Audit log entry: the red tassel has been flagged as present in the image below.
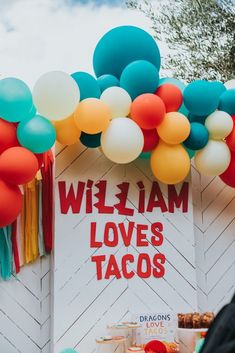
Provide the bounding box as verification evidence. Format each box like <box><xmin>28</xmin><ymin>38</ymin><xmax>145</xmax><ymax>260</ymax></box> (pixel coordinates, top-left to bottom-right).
<box><xmin>12</xmin><ymin>220</ymin><xmax>20</xmax><ymax>274</ymax></box>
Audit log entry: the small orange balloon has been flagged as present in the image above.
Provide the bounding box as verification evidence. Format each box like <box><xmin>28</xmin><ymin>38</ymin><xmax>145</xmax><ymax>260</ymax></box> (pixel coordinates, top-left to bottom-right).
<box><xmin>150</xmin><ymin>141</ymin><xmax>190</xmax><ymax>184</ymax></box>
<box><xmin>54</xmin><ymin>115</ymin><xmax>81</xmax><ymax>146</ymax></box>
<box><xmin>74</xmin><ymin>98</ymin><xmax>111</xmax><ymax>134</ymax></box>
<box><xmin>157</xmin><ymin>112</ymin><xmax>190</xmax><ymax>144</ymax></box>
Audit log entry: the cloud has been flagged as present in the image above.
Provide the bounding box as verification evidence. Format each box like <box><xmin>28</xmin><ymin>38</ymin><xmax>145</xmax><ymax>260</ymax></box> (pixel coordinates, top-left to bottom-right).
<box><xmin>0</xmin><ymin>0</ymin><xmax>154</xmax><ymax>88</ymax></box>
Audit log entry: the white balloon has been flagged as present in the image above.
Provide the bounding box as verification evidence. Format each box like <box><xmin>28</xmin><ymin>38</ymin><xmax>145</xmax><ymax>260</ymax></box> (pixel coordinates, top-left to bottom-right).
<box><xmin>100</xmin><ymin>87</ymin><xmax>132</xmax><ymax>118</ymax></box>
<box><xmin>101</xmin><ymin>117</ymin><xmax>144</xmax><ymax>164</ymax></box>
<box><xmin>33</xmin><ymin>71</ymin><xmax>80</xmax><ymax>120</ymax></box>
<box><xmin>224</xmin><ymin>79</ymin><xmax>235</xmax><ymax>90</ymax></box>
<box><xmin>205</xmin><ymin>110</ymin><xmax>233</xmax><ymax>140</ymax></box>
<box><xmin>195</xmin><ymin>140</ymin><xmax>231</xmax><ymax>176</ymax></box>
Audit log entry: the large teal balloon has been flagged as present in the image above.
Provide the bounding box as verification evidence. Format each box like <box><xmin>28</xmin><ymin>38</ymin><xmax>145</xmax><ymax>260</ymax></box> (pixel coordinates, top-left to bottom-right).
<box><xmin>120</xmin><ymin>60</ymin><xmax>159</xmax><ymax>100</ymax></box>
<box><xmin>17</xmin><ymin>115</ymin><xmax>56</xmax><ymax>153</ymax></box>
<box><xmin>93</xmin><ymin>26</ymin><xmax>161</xmax><ymax>78</ymax></box>
<box><xmin>71</xmin><ymin>72</ymin><xmax>101</xmax><ymax>100</ymax></box>
<box><xmin>183</xmin><ymin>122</ymin><xmax>209</xmax><ymax>150</ymax></box>
<box><xmin>219</xmin><ymin>89</ymin><xmax>235</xmax><ymax>115</ymax></box>
<box><xmin>159</xmin><ymin>77</ymin><xmax>186</xmax><ymax>92</ymax></box>
<box><xmin>80</xmin><ymin>132</ymin><xmax>101</xmax><ymax>148</ymax></box>
<box><xmin>183</xmin><ymin>80</ymin><xmax>219</xmax><ymax>116</ymax></box>
<box><xmin>97</xmin><ymin>74</ymin><xmax>119</xmax><ymax>93</ymax></box>
<box><xmin>0</xmin><ymin>78</ymin><xmax>33</xmax><ymax>122</ymax></box>
<box><xmin>211</xmin><ymin>81</ymin><xmax>226</xmax><ymax>99</ymax></box>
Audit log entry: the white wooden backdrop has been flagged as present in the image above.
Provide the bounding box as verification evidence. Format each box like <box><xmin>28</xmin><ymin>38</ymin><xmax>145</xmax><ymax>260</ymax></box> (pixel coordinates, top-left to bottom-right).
<box><xmin>0</xmin><ymin>144</ymin><xmax>234</xmax><ymax>353</ymax></box>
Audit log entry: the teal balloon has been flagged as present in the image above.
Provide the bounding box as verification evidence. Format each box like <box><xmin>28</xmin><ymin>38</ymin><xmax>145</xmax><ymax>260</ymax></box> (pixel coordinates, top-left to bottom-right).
<box><xmin>93</xmin><ymin>26</ymin><xmax>161</xmax><ymax>78</ymax></box>
<box><xmin>80</xmin><ymin>132</ymin><xmax>101</xmax><ymax>148</ymax></box>
<box><xmin>188</xmin><ymin>113</ymin><xmax>207</xmax><ymax>125</ymax></box>
<box><xmin>28</xmin><ymin>104</ymin><xmax>37</xmax><ymax>119</ymax></box>
<box><xmin>159</xmin><ymin>77</ymin><xmax>186</xmax><ymax>92</ymax></box>
<box><xmin>139</xmin><ymin>151</ymin><xmax>151</xmax><ymax>159</ymax></box>
<box><xmin>59</xmin><ymin>349</ymin><xmax>77</xmax><ymax>353</ymax></box>
<box><xmin>0</xmin><ymin>78</ymin><xmax>33</xmax><ymax>122</ymax></box>
<box><xmin>120</xmin><ymin>60</ymin><xmax>159</xmax><ymax>100</ymax></box>
<box><xmin>178</xmin><ymin>103</ymin><xmax>189</xmax><ymax>116</ymax></box>
<box><xmin>183</xmin><ymin>80</ymin><xmax>219</xmax><ymax>116</ymax></box>
<box><xmin>219</xmin><ymin>89</ymin><xmax>235</xmax><ymax>115</ymax></box>
<box><xmin>185</xmin><ymin>147</ymin><xmax>195</xmax><ymax>159</ymax></box>
<box><xmin>71</xmin><ymin>72</ymin><xmax>101</xmax><ymax>100</ymax></box>
<box><xmin>211</xmin><ymin>81</ymin><xmax>226</xmax><ymax>99</ymax></box>
<box><xmin>183</xmin><ymin>122</ymin><xmax>209</xmax><ymax>150</ymax></box>
<box><xmin>97</xmin><ymin>74</ymin><xmax>119</xmax><ymax>93</ymax></box>
<box><xmin>17</xmin><ymin>115</ymin><xmax>56</xmax><ymax>153</ymax></box>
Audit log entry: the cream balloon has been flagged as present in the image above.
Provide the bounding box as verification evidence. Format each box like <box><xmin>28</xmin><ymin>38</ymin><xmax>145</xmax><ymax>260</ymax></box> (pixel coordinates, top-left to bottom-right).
<box><xmin>101</xmin><ymin>117</ymin><xmax>144</xmax><ymax>163</ymax></box>
<box><xmin>224</xmin><ymin>79</ymin><xmax>235</xmax><ymax>90</ymax></box>
<box><xmin>195</xmin><ymin>140</ymin><xmax>231</xmax><ymax>176</ymax></box>
<box><xmin>205</xmin><ymin>110</ymin><xmax>233</xmax><ymax>139</ymax></box>
<box><xmin>33</xmin><ymin>71</ymin><xmax>80</xmax><ymax>120</ymax></box>
<box><xmin>100</xmin><ymin>87</ymin><xmax>132</xmax><ymax>118</ymax></box>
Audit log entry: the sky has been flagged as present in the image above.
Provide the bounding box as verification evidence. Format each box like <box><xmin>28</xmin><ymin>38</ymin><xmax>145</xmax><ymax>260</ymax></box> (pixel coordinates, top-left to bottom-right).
<box><xmin>0</xmin><ymin>0</ymin><xmax>163</xmax><ymax>88</ymax></box>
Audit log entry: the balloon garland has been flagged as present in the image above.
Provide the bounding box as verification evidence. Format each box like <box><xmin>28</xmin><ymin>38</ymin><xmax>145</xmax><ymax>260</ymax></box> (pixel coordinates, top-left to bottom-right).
<box><xmin>0</xmin><ymin>25</ymin><xmax>235</xmax><ymax>230</ymax></box>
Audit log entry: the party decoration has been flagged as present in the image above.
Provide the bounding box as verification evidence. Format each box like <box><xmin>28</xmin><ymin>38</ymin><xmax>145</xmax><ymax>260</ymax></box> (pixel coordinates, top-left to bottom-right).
<box><xmin>74</xmin><ymin>98</ymin><xmax>111</xmax><ymax>134</ymax></box>
<box><xmin>183</xmin><ymin>122</ymin><xmax>209</xmax><ymax>150</ymax></box>
<box><xmin>211</xmin><ymin>81</ymin><xmax>226</xmax><ymax>98</ymax></box>
<box><xmin>97</xmin><ymin>74</ymin><xmax>119</xmax><ymax>92</ymax></box>
<box><xmin>0</xmin><ymin>147</ymin><xmax>38</xmax><ymax>185</ymax></box>
<box><xmin>226</xmin><ymin>115</ymin><xmax>235</xmax><ymax>152</ymax></box>
<box><xmin>145</xmin><ymin>340</ymin><xmax>167</xmax><ymax>353</ymax></box>
<box><xmin>150</xmin><ymin>141</ymin><xmax>190</xmax><ymax>184</ymax></box>
<box><xmin>0</xmin><ymin>78</ymin><xmax>33</xmax><ymax>122</ymax></box>
<box><xmin>71</xmin><ymin>71</ymin><xmax>101</xmax><ymax>100</ymax></box>
<box><xmin>184</xmin><ymin>146</ymin><xmax>196</xmax><ymax>159</ymax></box>
<box><xmin>120</xmin><ymin>60</ymin><xmax>159</xmax><ymax>100</ymax></box>
<box><xmin>59</xmin><ymin>349</ymin><xmax>77</xmax><ymax>353</ymax></box>
<box><xmin>157</xmin><ymin>112</ymin><xmax>190</xmax><ymax>145</ymax></box>
<box><xmin>93</xmin><ymin>26</ymin><xmax>161</xmax><ymax>78</ymax></box>
<box><xmin>54</xmin><ymin>115</ymin><xmax>81</xmax><ymax>146</ymax></box>
<box><xmin>188</xmin><ymin>113</ymin><xmax>207</xmax><ymax>125</ymax></box>
<box><xmin>130</xmin><ymin>93</ymin><xmax>165</xmax><ymax>129</ymax></box>
<box><xmin>80</xmin><ymin>132</ymin><xmax>101</xmax><ymax>148</ymax></box>
<box><xmin>205</xmin><ymin>111</ymin><xmax>233</xmax><ymax>140</ymax></box>
<box><xmin>158</xmin><ymin>77</ymin><xmax>186</xmax><ymax>92</ymax></box>
<box><xmin>139</xmin><ymin>151</ymin><xmax>151</xmax><ymax>159</ymax></box>
<box><xmin>0</xmin><ymin>118</ymin><xmax>19</xmax><ymax>154</ymax></box>
<box><xmin>219</xmin><ymin>89</ymin><xmax>235</xmax><ymax>115</ymax></box>
<box><xmin>0</xmin><ymin>180</ymin><xmax>22</xmax><ymax>228</ymax></box>
<box><xmin>155</xmin><ymin>83</ymin><xmax>183</xmax><ymax>112</ymax></box>
<box><xmin>33</xmin><ymin>71</ymin><xmax>80</xmax><ymax>120</ymax></box>
<box><xmin>220</xmin><ymin>153</ymin><xmax>235</xmax><ymax>188</ymax></box>
<box><xmin>101</xmin><ymin>117</ymin><xmax>144</xmax><ymax>163</ymax></box>
<box><xmin>142</xmin><ymin>128</ymin><xmax>159</xmax><ymax>152</ymax></box>
<box><xmin>17</xmin><ymin>115</ymin><xmax>56</xmax><ymax>153</ymax></box>
<box><xmin>224</xmin><ymin>79</ymin><xmax>235</xmax><ymax>90</ymax></box>
<box><xmin>195</xmin><ymin>140</ymin><xmax>231</xmax><ymax>176</ymax></box>
<box><xmin>100</xmin><ymin>87</ymin><xmax>131</xmax><ymax>118</ymax></box>
<box><xmin>183</xmin><ymin>80</ymin><xmax>220</xmax><ymax>116</ymax></box>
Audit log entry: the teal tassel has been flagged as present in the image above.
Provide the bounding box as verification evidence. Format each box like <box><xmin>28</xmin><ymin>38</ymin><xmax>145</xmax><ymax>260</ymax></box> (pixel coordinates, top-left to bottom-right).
<box><xmin>0</xmin><ymin>226</ymin><xmax>13</xmax><ymax>280</ymax></box>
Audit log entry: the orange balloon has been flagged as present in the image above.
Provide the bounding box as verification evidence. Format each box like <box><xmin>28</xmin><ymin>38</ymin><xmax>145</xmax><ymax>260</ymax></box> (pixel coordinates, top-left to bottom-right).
<box><xmin>0</xmin><ymin>147</ymin><xmax>39</xmax><ymax>185</ymax></box>
<box><xmin>54</xmin><ymin>115</ymin><xmax>81</xmax><ymax>145</ymax></box>
<box><xmin>150</xmin><ymin>141</ymin><xmax>190</xmax><ymax>184</ymax></box>
<box><xmin>0</xmin><ymin>179</ymin><xmax>22</xmax><ymax>227</ymax></box>
<box><xmin>74</xmin><ymin>98</ymin><xmax>111</xmax><ymax>134</ymax></box>
<box><xmin>157</xmin><ymin>112</ymin><xmax>190</xmax><ymax>144</ymax></box>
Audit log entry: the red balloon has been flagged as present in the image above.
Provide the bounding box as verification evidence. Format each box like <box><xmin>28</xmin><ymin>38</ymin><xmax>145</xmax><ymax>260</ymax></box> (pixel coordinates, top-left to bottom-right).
<box><xmin>0</xmin><ymin>118</ymin><xmax>19</xmax><ymax>154</ymax></box>
<box><xmin>0</xmin><ymin>147</ymin><xmax>39</xmax><ymax>185</ymax></box>
<box><xmin>130</xmin><ymin>93</ymin><xmax>166</xmax><ymax>129</ymax></box>
<box><xmin>145</xmin><ymin>340</ymin><xmax>167</xmax><ymax>353</ymax></box>
<box><xmin>220</xmin><ymin>152</ymin><xmax>235</xmax><ymax>188</ymax></box>
<box><xmin>0</xmin><ymin>179</ymin><xmax>23</xmax><ymax>227</ymax></box>
<box><xmin>142</xmin><ymin>128</ymin><xmax>159</xmax><ymax>152</ymax></box>
<box><xmin>226</xmin><ymin>115</ymin><xmax>235</xmax><ymax>152</ymax></box>
<box><xmin>155</xmin><ymin>83</ymin><xmax>183</xmax><ymax>112</ymax></box>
